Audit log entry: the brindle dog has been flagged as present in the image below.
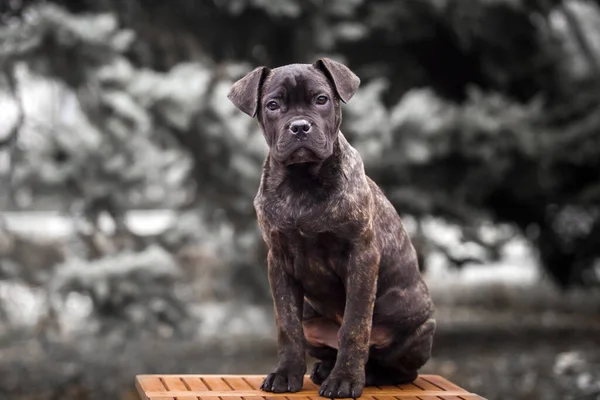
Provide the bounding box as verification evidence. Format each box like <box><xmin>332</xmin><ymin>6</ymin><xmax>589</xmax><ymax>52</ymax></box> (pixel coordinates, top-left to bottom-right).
<box><xmin>227</xmin><ymin>58</ymin><xmax>435</xmax><ymax>399</ymax></box>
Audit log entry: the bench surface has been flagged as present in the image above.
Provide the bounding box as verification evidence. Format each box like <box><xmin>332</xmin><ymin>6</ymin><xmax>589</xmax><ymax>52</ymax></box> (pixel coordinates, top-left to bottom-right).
<box><xmin>136</xmin><ymin>374</ymin><xmax>481</xmax><ymax>400</ymax></box>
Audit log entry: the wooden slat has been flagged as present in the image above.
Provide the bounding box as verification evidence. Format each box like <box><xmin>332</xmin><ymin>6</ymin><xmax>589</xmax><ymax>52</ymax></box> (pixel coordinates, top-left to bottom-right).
<box><xmin>240</xmin><ymin>375</ymin><xmax>285</xmax><ymax>400</ymax></box>
<box><xmin>409</xmin><ymin>377</ymin><xmax>443</xmax><ymax>399</ymax></box>
<box><xmin>419</xmin><ymin>376</ymin><xmax>468</xmax><ymax>400</ymax></box>
<box><xmin>223</xmin><ymin>377</ymin><xmax>264</xmax><ymax>400</ymax></box>
<box><xmin>162</xmin><ymin>377</ymin><xmax>190</xmax><ymax>391</ymax></box>
<box><xmin>423</xmin><ymin>396</ymin><xmax>482</xmax><ymax>400</ymax></box>
<box><xmin>412</xmin><ymin>377</ymin><xmax>439</xmax><ymax>391</ymax></box>
<box><xmin>240</xmin><ymin>375</ymin><xmax>264</xmax><ymax>389</ymax></box>
<box><xmin>179</xmin><ymin>377</ymin><xmax>220</xmax><ymax>400</ymax></box>
<box><xmin>223</xmin><ymin>376</ymin><xmax>253</xmax><ymax>390</ymax></box>
<box><xmin>421</xmin><ymin>376</ymin><xmax>465</xmax><ymax>392</ymax></box>
<box><xmin>376</xmin><ymin>384</ymin><xmax>420</xmax><ymax>400</ymax></box>
<box><xmin>200</xmin><ymin>376</ymin><xmax>243</xmax><ymax>400</ymax></box>
<box><xmin>201</xmin><ymin>376</ymin><xmax>233</xmax><ymax>391</ymax></box>
<box><xmin>390</xmin><ymin>383</ymin><xmax>423</xmax><ymax>400</ymax></box>
<box><xmin>161</xmin><ymin>377</ymin><xmax>198</xmax><ymax>400</ymax></box>
<box><xmin>136</xmin><ymin>376</ymin><xmax>174</xmax><ymax>400</ymax></box>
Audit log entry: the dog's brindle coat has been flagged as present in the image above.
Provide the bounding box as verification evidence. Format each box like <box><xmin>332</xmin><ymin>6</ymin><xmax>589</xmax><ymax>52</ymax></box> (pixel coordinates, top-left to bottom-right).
<box><xmin>228</xmin><ymin>59</ymin><xmax>435</xmax><ymax>399</ymax></box>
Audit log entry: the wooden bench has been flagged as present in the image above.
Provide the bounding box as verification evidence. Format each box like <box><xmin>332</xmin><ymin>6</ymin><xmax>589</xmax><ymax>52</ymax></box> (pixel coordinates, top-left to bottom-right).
<box><xmin>136</xmin><ymin>374</ymin><xmax>482</xmax><ymax>400</ymax></box>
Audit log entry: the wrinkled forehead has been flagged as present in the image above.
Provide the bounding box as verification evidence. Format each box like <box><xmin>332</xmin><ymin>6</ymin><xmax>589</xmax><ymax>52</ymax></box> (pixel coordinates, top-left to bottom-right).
<box><xmin>262</xmin><ymin>64</ymin><xmax>334</xmax><ymax>98</ymax></box>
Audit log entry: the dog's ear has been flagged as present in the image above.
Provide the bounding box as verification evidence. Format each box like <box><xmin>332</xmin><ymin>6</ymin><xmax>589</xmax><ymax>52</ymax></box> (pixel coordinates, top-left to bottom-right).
<box><xmin>314</xmin><ymin>57</ymin><xmax>360</xmax><ymax>103</ymax></box>
<box><xmin>227</xmin><ymin>66</ymin><xmax>270</xmax><ymax>117</ymax></box>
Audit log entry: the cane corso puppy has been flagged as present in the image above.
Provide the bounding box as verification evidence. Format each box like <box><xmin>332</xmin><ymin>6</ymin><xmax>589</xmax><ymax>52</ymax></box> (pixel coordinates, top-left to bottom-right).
<box><xmin>227</xmin><ymin>58</ymin><xmax>435</xmax><ymax>399</ymax></box>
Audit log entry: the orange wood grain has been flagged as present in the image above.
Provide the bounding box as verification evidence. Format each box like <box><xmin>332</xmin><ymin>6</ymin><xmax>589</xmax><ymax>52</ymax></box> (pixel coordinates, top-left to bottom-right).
<box><xmin>135</xmin><ymin>374</ymin><xmax>480</xmax><ymax>400</ymax></box>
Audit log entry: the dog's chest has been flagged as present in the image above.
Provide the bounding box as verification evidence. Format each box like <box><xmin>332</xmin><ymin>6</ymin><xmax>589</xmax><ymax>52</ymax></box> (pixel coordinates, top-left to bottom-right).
<box><xmin>288</xmin><ymin>231</ymin><xmax>351</xmax><ymax>290</ymax></box>
<box><xmin>260</xmin><ymin>191</ymin><xmax>333</xmax><ymax>234</ymax></box>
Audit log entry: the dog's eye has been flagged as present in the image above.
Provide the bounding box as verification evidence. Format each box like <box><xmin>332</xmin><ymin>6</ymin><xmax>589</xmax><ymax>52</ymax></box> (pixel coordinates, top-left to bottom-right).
<box><xmin>316</xmin><ymin>95</ymin><xmax>328</xmax><ymax>105</ymax></box>
<box><xmin>266</xmin><ymin>101</ymin><xmax>280</xmax><ymax>111</ymax></box>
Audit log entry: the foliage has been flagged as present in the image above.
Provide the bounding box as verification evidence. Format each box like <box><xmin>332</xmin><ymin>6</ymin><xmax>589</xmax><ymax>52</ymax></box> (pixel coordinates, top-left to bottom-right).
<box><xmin>0</xmin><ymin>0</ymin><xmax>599</xmax><ymax>318</ymax></box>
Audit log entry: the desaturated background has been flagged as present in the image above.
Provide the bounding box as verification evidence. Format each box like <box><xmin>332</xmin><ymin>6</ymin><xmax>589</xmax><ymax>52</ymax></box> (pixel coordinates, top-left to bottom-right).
<box><xmin>0</xmin><ymin>1</ymin><xmax>599</xmax><ymax>399</ymax></box>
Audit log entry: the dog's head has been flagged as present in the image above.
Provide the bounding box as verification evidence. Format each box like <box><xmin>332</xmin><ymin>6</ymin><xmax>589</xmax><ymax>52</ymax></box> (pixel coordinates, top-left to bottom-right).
<box><xmin>228</xmin><ymin>58</ymin><xmax>360</xmax><ymax>164</ymax></box>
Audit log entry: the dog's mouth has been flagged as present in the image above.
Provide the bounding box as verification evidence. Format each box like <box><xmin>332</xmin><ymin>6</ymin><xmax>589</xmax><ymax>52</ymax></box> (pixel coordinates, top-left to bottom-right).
<box><xmin>276</xmin><ymin>143</ymin><xmax>330</xmax><ymax>165</ymax></box>
<box><xmin>274</xmin><ymin>128</ymin><xmax>331</xmax><ymax>164</ymax></box>
<box><xmin>285</xmin><ymin>147</ymin><xmax>321</xmax><ymax>165</ymax></box>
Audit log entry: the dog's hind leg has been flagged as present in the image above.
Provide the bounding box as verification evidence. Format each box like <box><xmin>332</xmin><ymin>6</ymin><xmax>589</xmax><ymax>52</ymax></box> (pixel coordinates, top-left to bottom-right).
<box><xmin>302</xmin><ymin>302</ymin><xmax>340</xmax><ymax>384</ymax></box>
<box><xmin>366</xmin><ymin>319</ymin><xmax>435</xmax><ymax>386</ymax></box>
<box><xmin>303</xmin><ymin>319</ymin><xmax>339</xmax><ymax>384</ymax></box>
<box><xmin>306</xmin><ymin>342</ymin><xmax>337</xmax><ymax>384</ymax></box>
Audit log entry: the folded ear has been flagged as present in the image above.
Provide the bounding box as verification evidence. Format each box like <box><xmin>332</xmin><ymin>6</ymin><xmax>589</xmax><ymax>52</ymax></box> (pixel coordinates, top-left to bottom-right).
<box><xmin>314</xmin><ymin>57</ymin><xmax>360</xmax><ymax>103</ymax></box>
<box><xmin>227</xmin><ymin>66</ymin><xmax>270</xmax><ymax>117</ymax></box>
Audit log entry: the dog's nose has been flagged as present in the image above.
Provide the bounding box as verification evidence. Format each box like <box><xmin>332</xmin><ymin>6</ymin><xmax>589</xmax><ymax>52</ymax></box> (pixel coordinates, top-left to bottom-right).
<box><xmin>289</xmin><ymin>120</ymin><xmax>311</xmax><ymax>135</ymax></box>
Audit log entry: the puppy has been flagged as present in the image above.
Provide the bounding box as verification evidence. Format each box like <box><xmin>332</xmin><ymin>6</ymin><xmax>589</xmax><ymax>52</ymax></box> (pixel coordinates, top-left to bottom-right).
<box><xmin>228</xmin><ymin>58</ymin><xmax>435</xmax><ymax>399</ymax></box>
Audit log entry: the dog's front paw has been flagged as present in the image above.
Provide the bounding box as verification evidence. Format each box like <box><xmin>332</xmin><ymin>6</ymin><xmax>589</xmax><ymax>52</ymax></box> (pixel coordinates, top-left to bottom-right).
<box><xmin>319</xmin><ymin>370</ymin><xmax>365</xmax><ymax>399</ymax></box>
<box><xmin>261</xmin><ymin>368</ymin><xmax>304</xmax><ymax>393</ymax></box>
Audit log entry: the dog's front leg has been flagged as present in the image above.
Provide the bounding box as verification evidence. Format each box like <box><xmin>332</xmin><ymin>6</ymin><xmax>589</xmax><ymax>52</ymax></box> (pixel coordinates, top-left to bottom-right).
<box><xmin>319</xmin><ymin>243</ymin><xmax>379</xmax><ymax>399</ymax></box>
<box><xmin>261</xmin><ymin>248</ymin><xmax>307</xmax><ymax>393</ymax></box>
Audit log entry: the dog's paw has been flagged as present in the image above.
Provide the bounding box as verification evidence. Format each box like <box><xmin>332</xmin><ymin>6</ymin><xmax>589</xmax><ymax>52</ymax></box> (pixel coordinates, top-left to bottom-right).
<box><xmin>365</xmin><ymin>365</ymin><xmax>417</xmax><ymax>386</ymax></box>
<box><xmin>318</xmin><ymin>371</ymin><xmax>365</xmax><ymax>399</ymax></box>
<box><xmin>365</xmin><ymin>360</ymin><xmax>418</xmax><ymax>386</ymax></box>
<box><xmin>310</xmin><ymin>360</ymin><xmax>335</xmax><ymax>385</ymax></box>
<box><xmin>261</xmin><ymin>370</ymin><xmax>304</xmax><ymax>393</ymax></box>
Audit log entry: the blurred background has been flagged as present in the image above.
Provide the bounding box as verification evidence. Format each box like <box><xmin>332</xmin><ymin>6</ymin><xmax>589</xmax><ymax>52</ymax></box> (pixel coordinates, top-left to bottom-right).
<box><xmin>0</xmin><ymin>0</ymin><xmax>599</xmax><ymax>399</ymax></box>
